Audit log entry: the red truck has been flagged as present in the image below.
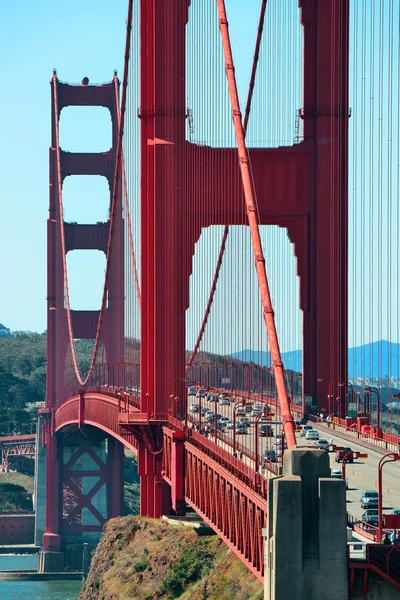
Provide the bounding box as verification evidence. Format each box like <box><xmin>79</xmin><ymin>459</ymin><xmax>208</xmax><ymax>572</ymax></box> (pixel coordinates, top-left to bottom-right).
<box><xmin>335</xmin><ymin>447</ymin><xmax>354</xmax><ymax>463</ymax></box>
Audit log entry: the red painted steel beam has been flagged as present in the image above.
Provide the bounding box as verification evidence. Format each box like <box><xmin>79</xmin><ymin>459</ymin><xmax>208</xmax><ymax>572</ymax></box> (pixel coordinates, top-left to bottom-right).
<box><xmin>54</xmin><ymin>392</ymin><xmax>139</xmax><ymax>454</ymax></box>
<box><xmin>299</xmin><ymin>0</ymin><xmax>349</xmax><ymax>407</ymax></box>
<box><xmin>185</xmin><ymin>442</ymin><xmax>266</xmax><ymax>581</ymax></box>
<box><xmin>140</xmin><ymin>0</ymin><xmax>188</xmax><ymax>434</ymax></box>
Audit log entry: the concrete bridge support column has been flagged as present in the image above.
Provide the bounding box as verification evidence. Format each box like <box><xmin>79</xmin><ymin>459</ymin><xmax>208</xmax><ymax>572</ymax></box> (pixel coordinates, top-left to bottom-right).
<box><xmin>34</xmin><ymin>416</ymin><xmax>46</xmax><ymax>547</ymax></box>
<box><xmin>265</xmin><ymin>447</ymin><xmax>348</xmax><ymax>600</ymax></box>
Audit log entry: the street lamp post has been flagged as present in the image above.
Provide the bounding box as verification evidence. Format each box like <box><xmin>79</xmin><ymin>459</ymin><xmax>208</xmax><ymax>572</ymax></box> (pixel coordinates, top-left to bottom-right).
<box><xmin>355</xmin><ymin>392</ymin><xmax>362</xmax><ymax>416</ymax></box>
<box><xmin>341</xmin><ymin>451</ymin><xmax>354</xmax><ymax>481</ymax></box>
<box><xmin>233</xmin><ymin>399</ymin><xmax>245</xmax><ymax>455</ymax></box>
<box><xmin>254</xmin><ymin>412</ymin><xmax>265</xmax><ymax>472</ymax></box>
<box><xmin>297</xmin><ymin>373</ymin><xmax>304</xmax><ymax>416</ymax></box>
<box><xmin>317</xmin><ymin>377</ymin><xmax>324</xmax><ymax>407</ymax></box>
<box><xmin>377</xmin><ymin>453</ymin><xmax>400</xmax><ymax>542</ymax></box>
<box><xmin>364</xmin><ymin>386</ymin><xmax>381</xmax><ymax>430</ymax></box>
<box><xmin>338</xmin><ymin>381</ymin><xmax>354</xmax><ymax>418</ymax></box>
<box><xmin>336</xmin><ymin>396</ymin><xmax>341</xmax><ymax>419</ymax></box>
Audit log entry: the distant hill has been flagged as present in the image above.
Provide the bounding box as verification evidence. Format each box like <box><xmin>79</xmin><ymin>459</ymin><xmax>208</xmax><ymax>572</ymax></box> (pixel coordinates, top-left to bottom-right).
<box><xmin>348</xmin><ymin>340</ymin><xmax>400</xmax><ymax>379</ymax></box>
<box><xmin>232</xmin><ymin>341</ymin><xmax>400</xmax><ymax>379</ymax></box>
<box><xmin>0</xmin><ymin>323</ymin><xmax>10</xmax><ymax>338</ymax></box>
<box><xmin>230</xmin><ymin>349</ymin><xmax>302</xmax><ymax>371</ymax></box>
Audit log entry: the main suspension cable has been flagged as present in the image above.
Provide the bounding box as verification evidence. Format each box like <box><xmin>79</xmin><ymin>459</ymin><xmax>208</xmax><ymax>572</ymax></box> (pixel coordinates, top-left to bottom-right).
<box><xmin>216</xmin><ymin>0</ymin><xmax>296</xmax><ymax>447</ymax></box>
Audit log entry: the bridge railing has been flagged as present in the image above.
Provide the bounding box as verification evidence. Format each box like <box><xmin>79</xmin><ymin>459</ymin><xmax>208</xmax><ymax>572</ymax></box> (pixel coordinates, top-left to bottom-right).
<box><xmin>367</xmin><ymin>544</ymin><xmax>400</xmax><ymax>586</ymax></box>
<box><xmin>308</xmin><ymin>415</ymin><xmax>400</xmax><ymax>455</ymax></box>
<box><xmin>185</xmin><ymin>413</ymin><xmax>280</xmax><ymax>476</ymax></box>
<box><xmin>63</xmin><ymin>362</ymin><xmax>141</xmax><ymax>405</ymax></box>
<box><xmin>167</xmin><ymin>415</ymin><xmax>269</xmax><ymax>498</ymax></box>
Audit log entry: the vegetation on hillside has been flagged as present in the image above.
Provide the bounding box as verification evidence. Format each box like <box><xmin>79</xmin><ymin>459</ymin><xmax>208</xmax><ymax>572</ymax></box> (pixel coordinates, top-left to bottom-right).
<box><xmin>0</xmin><ymin>482</ymin><xmax>33</xmax><ymax>513</ymax></box>
<box><xmin>79</xmin><ymin>516</ymin><xmax>263</xmax><ymax>600</ymax></box>
<box><xmin>0</xmin><ymin>330</ymin><xmax>400</xmax><ymax>436</ymax></box>
<box><xmin>0</xmin><ymin>332</ymin><xmax>94</xmax><ymax>436</ymax></box>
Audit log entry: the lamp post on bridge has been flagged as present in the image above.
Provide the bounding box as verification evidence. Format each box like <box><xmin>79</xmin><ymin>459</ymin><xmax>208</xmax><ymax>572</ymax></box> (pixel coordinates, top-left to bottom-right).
<box><xmin>377</xmin><ymin>453</ymin><xmax>400</xmax><ymax>542</ymax></box>
<box><xmin>338</xmin><ymin>381</ymin><xmax>354</xmax><ymax>419</ymax></box>
<box><xmin>392</xmin><ymin>394</ymin><xmax>400</xmax><ymax>435</ymax></box>
<box><xmin>341</xmin><ymin>451</ymin><xmax>354</xmax><ymax>482</ymax></box>
<box><xmin>233</xmin><ymin>399</ymin><xmax>245</xmax><ymax>456</ymax></box>
<box><xmin>355</xmin><ymin>391</ymin><xmax>362</xmax><ymax>416</ymax></box>
<box><xmin>364</xmin><ymin>386</ymin><xmax>381</xmax><ymax>431</ymax></box>
<box><xmin>336</xmin><ymin>396</ymin><xmax>342</xmax><ymax>419</ymax></box>
<box><xmin>316</xmin><ymin>377</ymin><xmax>324</xmax><ymax>416</ymax></box>
<box><xmin>254</xmin><ymin>412</ymin><xmax>266</xmax><ymax>472</ymax></box>
<box><xmin>297</xmin><ymin>373</ymin><xmax>304</xmax><ymax>417</ymax></box>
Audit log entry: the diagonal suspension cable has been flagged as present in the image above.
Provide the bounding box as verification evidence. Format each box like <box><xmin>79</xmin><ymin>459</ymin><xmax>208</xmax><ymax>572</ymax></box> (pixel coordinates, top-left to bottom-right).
<box><xmin>53</xmin><ymin>0</ymin><xmax>134</xmax><ymax>386</ymax></box>
<box><xmin>216</xmin><ymin>0</ymin><xmax>296</xmax><ymax>447</ymax></box>
<box><xmin>186</xmin><ymin>0</ymin><xmax>268</xmax><ymax>368</ymax></box>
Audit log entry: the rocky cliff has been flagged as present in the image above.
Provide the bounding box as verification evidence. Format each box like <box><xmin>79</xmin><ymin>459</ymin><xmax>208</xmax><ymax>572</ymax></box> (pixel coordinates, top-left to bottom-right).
<box><xmin>79</xmin><ymin>516</ymin><xmax>263</xmax><ymax>600</ymax></box>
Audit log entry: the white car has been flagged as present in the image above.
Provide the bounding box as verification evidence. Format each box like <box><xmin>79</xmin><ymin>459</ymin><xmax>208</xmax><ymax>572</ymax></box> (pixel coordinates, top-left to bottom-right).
<box><xmin>305</xmin><ymin>429</ymin><xmax>319</xmax><ymax>440</ymax></box>
<box><xmin>187</xmin><ymin>386</ymin><xmax>196</xmax><ymax>395</ymax></box>
<box><xmin>300</xmin><ymin>425</ymin><xmax>314</xmax><ymax>437</ymax></box>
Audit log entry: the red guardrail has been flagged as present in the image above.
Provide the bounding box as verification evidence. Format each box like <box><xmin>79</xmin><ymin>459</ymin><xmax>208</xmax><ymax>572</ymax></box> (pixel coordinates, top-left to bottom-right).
<box><xmin>308</xmin><ymin>415</ymin><xmax>400</xmax><ymax>455</ymax></box>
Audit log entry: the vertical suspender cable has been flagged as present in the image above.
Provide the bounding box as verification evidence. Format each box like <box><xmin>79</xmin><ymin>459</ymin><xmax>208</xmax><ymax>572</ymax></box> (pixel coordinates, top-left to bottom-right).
<box><xmin>216</xmin><ymin>0</ymin><xmax>296</xmax><ymax>447</ymax></box>
<box><xmin>187</xmin><ymin>0</ymin><xmax>268</xmax><ymax>368</ymax></box>
<box><xmin>52</xmin><ymin>0</ymin><xmax>134</xmax><ymax>386</ymax></box>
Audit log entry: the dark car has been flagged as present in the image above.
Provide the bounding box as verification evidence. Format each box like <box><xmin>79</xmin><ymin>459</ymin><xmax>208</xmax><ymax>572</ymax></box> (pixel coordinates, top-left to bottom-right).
<box><xmin>235</xmin><ymin>423</ymin><xmax>249</xmax><ymax>434</ymax></box>
<box><xmin>262</xmin><ymin>449</ymin><xmax>276</xmax><ymax>463</ymax></box>
<box><xmin>208</xmin><ymin>422</ymin><xmax>224</xmax><ymax>432</ymax></box>
<box><xmin>259</xmin><ymin>423</ymin><xmax>274</xmax><ymax>437</ymax></box>
<box><xmin>317</xmin><ymin>439</ymin><xmax>330</xmax><ymax>450</ymax></box>
<box><xmin>362</xmin><ymin>509</ymin><xmax>382</xmax><ymax>527</ymax></box>
<box><xmin>205</xmin><ymin>413</ymin><xmax>223</xmax><ymax>423</ymax></box>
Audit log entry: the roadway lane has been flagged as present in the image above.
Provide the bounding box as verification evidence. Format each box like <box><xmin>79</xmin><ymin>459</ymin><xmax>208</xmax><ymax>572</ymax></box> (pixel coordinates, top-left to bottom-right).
<box><xmin>309</xmin><ymin>424</ymin><xmax>400</xmax><ymax>521</ymax></box>
<box><xmin>186</xmin><ymin>393</ymin><xmax>400</xmax><ymax>522</ymax></box>
<box><xmin>187</xmin><ymin>393</ymin><xmax>282</xmax><ymax>470</ymax></box>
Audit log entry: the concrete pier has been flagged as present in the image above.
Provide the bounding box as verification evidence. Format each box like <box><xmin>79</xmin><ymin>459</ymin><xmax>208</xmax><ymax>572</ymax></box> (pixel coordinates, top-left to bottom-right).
<box><xmin>265</xmin><ymin>446</ymin><xmax>348</xmax><ymax>600</ymax></box>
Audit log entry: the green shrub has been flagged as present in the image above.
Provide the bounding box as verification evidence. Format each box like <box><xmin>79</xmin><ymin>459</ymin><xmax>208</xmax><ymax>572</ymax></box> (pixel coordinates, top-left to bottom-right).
<box><xmin>0</xmin><ymin>482</ymin><xmax>32</xmax><ymax>512</ymax></box>
<box><xmin>160</xmin><ymin>542</ymin><xmax>216</xmax><ymax>595</ymax></box>
<box><xmin>133</xmin><ymin>552</ymin><xmax>149</xmax><ymax>573</ymax></box>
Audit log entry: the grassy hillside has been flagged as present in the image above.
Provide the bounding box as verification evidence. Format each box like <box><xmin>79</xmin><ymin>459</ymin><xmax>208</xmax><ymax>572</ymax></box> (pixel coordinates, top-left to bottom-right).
<box><xmin>79</xmin><ymin>516</ymin><xmax>263</xmax><ymax>600</ymax></box>
<box><xmin>0</xmin><ymin>332</ymin><xmax>94</xmax><ymax>436</ymax></box>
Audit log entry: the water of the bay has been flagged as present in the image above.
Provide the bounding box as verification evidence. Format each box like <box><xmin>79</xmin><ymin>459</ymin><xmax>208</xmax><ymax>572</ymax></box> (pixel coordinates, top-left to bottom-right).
<box><xmin>0</xmin><ymin>554</ymin><xmax>82</xmax><ymax>600</ymax></box>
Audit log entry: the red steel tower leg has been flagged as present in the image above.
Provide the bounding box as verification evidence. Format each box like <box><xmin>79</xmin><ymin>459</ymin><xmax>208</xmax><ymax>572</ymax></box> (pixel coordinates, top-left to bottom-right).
<box><xmin>300</xmin><ymin>0</ymin><xmax>349</xmax><ymax>409</ymax></box>
<box><xmin>44</xmin><ymin>74</ymin><xmax>124</xmax><ymax>550</ymax></box>
<box><xmin>140</xmin><ymin>0</ymin><xmax>189</xmax><ymax>517</ymax></box>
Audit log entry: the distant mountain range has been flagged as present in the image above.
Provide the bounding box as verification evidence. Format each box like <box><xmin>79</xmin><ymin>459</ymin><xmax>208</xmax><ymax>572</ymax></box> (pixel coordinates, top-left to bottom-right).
<box><xmin>231</xmin><ymin>341</ymin><xmax>400</xmax><ymax>379</ymax></box>
<box><xmin>0</xmin><ymin>324</ymin><xmax>10</xmax><ymax>339</ymax></box>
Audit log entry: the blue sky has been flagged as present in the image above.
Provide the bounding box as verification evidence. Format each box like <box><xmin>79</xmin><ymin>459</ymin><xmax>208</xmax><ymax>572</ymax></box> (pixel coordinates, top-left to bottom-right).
<box><xmin>2</xmin><ymin>0</ymin><xmax>398</xmax><ymax>371</ymax></box>
<box><xmin>0</xmin><ymin>0</ymin><xmax>127</xmax><ymax>332</ymax></box>
<box><xmin>0</xmin><ymin>0</ymin><xmax>262</xmax><ymax>334</ymax></box>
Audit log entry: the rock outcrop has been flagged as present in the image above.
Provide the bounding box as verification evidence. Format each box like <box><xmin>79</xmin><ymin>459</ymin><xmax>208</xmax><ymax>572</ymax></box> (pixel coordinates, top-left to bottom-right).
<box><xmin>79</xmin><ymin>516</ymin><xmax>263</xmax><ymax>600</ymax></box>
